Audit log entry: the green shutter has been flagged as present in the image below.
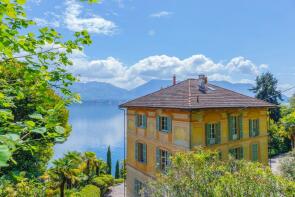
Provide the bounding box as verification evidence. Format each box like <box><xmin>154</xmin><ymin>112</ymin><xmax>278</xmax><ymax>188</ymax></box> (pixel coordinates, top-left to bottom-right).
<box><xmin>167</xmin><ymin>117</ymin><xmax>172</xmax><ymax>132</ymax></box>
<box><xmin>143</xmin><ymin>144</ymin><xmax>147</xmax><ymax>164</ymax></box>
<box><xmin>256</xmin><ymin>119</ymin><xmax>260</xmax><ymax>136</ymax></box>
<box><xmin>252</xmin><ymin>144</ymin><xmax>259</xmax><ymax>161</ymax></box>
<box><xmin>135</xmin><ymin>143</ymin><xmax>138</xmax><ymax>161</ymax></box>
<box><xmin>228</xmin><ymin>115</ymin><xmax>233</xmax><ymax>141</ymax></box>
<box><xmin>156</xmin><ymin>116</ymin><xmax>160</xmax><ymax>131</ymax></box>
<box><xmin>167</xmin><ymin>152</ymin><xmax>172</xmax><ymax>167</ymax></box>
<box><xmin>249</xmin><ymin>120</ymin><xmax>253</xmax><ymax>137</ymax></box>
<box><xmin>239</xmin><ymin>147</ymin><xmax>244</xmax><ymax>159</ymax></box>
<box><xmin>156</xmin><ymin>148</ymin><xmax>160</xmax><ymax>170</ymax></box>
<box><xmin>143</xmin><ymin>115</ymin><xmax>147</xmax><ymax>129</ymax></box>
<box><xmin>216</xmin><ymin>122</ymin><xmax>221</xmax><ymax>144</ymax></box>
<box><xmin>205</xmin><ymin>124</ymin><xmax>210</xmax><ymax>145</ymax></box>
<box><xmin>135</xmin><ymin>114</ymin><xmax>138</xmax><ymax>128</ymax></box>
<box><xmin>239</xmin><ymin>115</ymin><xmax>243</xmax><ymax>139</ymax></box>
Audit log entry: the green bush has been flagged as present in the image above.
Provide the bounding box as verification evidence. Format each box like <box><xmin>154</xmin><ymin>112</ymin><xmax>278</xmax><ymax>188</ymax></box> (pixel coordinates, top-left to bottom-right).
<box><xmin>114</xmin><ymin>178</ymin><xmax>124</xmax><ymax>184</ymax></box>
<box><xmin>79</xmin><ymin>185</ymin><xmax>100</xmax><ymax>197</ymax></box>
<box><xmin>91</xmin><ymin>175</ymin><xmax>114</xmax><ymax>195</ymax></box>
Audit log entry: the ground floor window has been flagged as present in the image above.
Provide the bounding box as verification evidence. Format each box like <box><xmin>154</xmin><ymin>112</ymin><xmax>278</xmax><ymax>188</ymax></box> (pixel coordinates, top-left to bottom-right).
<box><xmin>156</xmin><ymin>148</ymin><xmax>171</xmax><ymax>172</ymax></box>
<box><xmin>135</xmin><ymin>142</ymin><xmax>147</xmax><ymax>164</ymax></box>
<box><xmin>229</xmin><ymin>147</ymin><xmax>243</xmax><ymax>160</ymax></box>
<box><xmin>251</xmin><ymin>143</ymin><xmax>259</xmax><ymax>161</ymax></box>
<box><xmin>134</xmin><ymin>179</ymin><xmax>148</xmax><ymax>197</ymax></box>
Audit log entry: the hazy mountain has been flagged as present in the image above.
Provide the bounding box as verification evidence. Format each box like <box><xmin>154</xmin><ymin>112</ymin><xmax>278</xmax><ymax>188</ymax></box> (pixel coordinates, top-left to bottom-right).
<box><xmin>70</xmin><ymin>82</ymin><xmax>129</xmax><ymax>102</ymax></box>
<box><xmin>71</xmin><ymin>80</ymin><xmax>288</xmax><ymax>103</ymax></box>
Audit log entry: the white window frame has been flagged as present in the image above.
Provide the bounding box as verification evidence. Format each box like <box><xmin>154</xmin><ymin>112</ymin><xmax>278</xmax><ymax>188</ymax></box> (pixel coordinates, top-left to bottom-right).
<box><xmin>159</xmin><ymin>149</ymin><xmax>169</xmax><ymax>171</ymax></box>
<box><xmin>137</xmin><ymin>114</ymin><xmax>144</xmax><ymax>128</ymax></box>
<box><xmin>160</xmin><ymin>116</ymin><xmax>168</xmax><ymax>131</ymax></box>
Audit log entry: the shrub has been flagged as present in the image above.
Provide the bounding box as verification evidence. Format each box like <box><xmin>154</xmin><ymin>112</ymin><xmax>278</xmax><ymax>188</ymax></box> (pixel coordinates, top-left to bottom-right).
<box><xmin>91</xmin><ymin>175</ymin><xmax>114</xmax><ymax>195</ymax></box>
<box><xmin>114</xmin><ymin>178</ymin><xmax>124</xmax><ymax>184</ymax></box>
<box><xmin>79</xmin><ymin>185</ymin><xmax>101</xmax><ymax>197</ymax></box>
<box><xmin>280</xmin><ymin>150</ymin><xmax>295</xmax><ymax>181</ymax></box>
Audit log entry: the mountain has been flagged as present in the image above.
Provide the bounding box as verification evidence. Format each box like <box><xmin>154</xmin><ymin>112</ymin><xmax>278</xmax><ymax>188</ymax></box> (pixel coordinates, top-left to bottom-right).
<box><xmin>71</xmin><ymin>80</ymin><xmax>288</xmax><ymax>103</ymax></box>
<box><xmin>70</xmin><ymin>82</ymin><xmax>129</xmax><ymax>102</ymax></box>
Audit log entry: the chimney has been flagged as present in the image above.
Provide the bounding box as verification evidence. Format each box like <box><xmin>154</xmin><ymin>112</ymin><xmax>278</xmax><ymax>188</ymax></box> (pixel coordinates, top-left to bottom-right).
<box><xmin>198</xmin><ymin>74</ymin><xmax>208</xmax><ymax>92</ymax></box>
<box><xmin>172</xmin><ymin>74</ymin><xmax>176</xmax><ymax>85</ymax></box>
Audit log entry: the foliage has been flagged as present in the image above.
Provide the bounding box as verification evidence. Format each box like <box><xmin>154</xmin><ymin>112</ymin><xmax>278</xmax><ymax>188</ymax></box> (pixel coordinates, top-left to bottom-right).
<box><xmin>280</xmin><ymin>150</ymin><xmax>295</xmax><ymax>181</ymax></box>
<box><xmin>78</xmin><ymin>184</ymin><xmax>100</xmax><ymax>197</ymax></box>
<box><xmin>146</xmin><ymin>149</ymin><xmax>295</xmax><ymax>197</ymax></box>
<box><xmin>43</xmin><ymin>151</ymin><xmax>111</xmax><ymax>197</ymax></box>
<box><xmin>250</xmin><ymin>72</ymin><xmax>282</xmax><ymax>121</ymax></box>
<box><xmin>115</xmin><ymin>160</ymin><xmax>120</xmax><ymax>179</ymax></box>
<box><xmin>91</xmin><ymin>174</ymin><xmax>114</xmax><ymax>195</ymax></box>
<box><xmin>280</xmin><ymin>106</ymin><xmax>295</xmax><ymax>148</ymax></box>
<box><xmin>0</xmin><ymin>0</ymin><xmax>95</xmax><ymax>181</ymax></box>
<box><xmin>107</xmin><ymin>145</ymin><xmax>111</xmax><ymax>174</ymax></box>
<box><xmin>114</xmin><ymin>178</ymin><xmax>124</xmax><ymax>184</ymax></box>
<box><xmin>268</xmin><ymin>120</ymin><xmax>291</xmax><ymax>157</ymax></box>
<box><xmin>120</xmin><ymin>159</ymin><xmax>126</xmax><ymax>179</ymax></box>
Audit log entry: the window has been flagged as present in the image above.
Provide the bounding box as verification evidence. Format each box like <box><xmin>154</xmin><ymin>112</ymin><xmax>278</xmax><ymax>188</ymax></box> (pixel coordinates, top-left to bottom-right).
<box><xmin>251</xmin><ymin>143</ymin><xmax>259</xmax><ymax>161</ymax></box>
<box><xmin>135</xmin><ymin>142</ymin><xmax>147</xmax><ymax>164</ymax></box>
<box><xmin>229</xmin><ymin>147</ymin><xmax>243</xmax><ymax>160</ymax></box>
<box><xmin>229</xmin><ymin>115</ymin><xmax>243</xmax><ymax>140</ymax></box>
<box><xmin>205</xmin><ymin>122</ymin><xmax>221</xmax><ymax>145</ymax></box>
<box><xmin>156</xmin><ymin>148</ymin><xmax>171</xmax><ymax>172</ymax></box>
<box><xmin>249</xmin><ymin>119</ymin><xmax>259</xmax><ymax>137</ymax></box>
<box><xmin>135</xmin><ymin>114</ymin><xmax>146</xmax><ymax>128</ymax></box>
<box><xmin>134</xmin><ymin>179</ymin><xmax>147</xmax><ymax>197</ymax></box>
<box><xmin>156</xmin><ymin>116</ymin><xmax>172</xmax><ymax>132</ymax></box>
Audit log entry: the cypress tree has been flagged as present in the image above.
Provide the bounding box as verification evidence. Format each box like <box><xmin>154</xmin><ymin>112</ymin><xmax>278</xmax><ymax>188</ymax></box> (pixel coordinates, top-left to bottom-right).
<box><xmin>115</xmin><ymin>160</ymin><xmax>120</xmax><ymax>179</ymax></box>
<box><xmin>107</xmin><ymin>146</ymin><xmax>112</xmax><ymax>174</ymax></box>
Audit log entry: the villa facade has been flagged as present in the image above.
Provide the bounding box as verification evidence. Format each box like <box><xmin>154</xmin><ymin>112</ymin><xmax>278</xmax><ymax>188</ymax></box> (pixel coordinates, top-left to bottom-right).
<box><xmin>120</xmin><ymin>75</ymin><xmax>275</xmax><ymax>197</ymax></box>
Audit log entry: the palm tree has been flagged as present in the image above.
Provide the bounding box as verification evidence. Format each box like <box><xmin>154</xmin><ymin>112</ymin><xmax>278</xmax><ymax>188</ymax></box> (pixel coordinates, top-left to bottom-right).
<box><xmin>48</xmin><ymin>151</ymin><xmax>83</xmax><ymax>197</ymax></box>
<box><xmin>83</xmin><ymin>152</ymin><xmax>97</xmax><ymax>181</ymax></box>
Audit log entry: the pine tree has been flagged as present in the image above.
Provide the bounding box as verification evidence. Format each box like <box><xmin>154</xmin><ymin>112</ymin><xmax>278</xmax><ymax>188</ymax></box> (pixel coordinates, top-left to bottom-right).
<box><xmin>107</xmin><ymin>146</ymin><xmax>112</xmax><ymax>174</ymax></box>
<box><xmin>250</xmin><ymin>72</ymin><xmax>282</xmax><ymax>122</ymax></box>
<box><xmin>115</xmin><ymin>160</ymin><xmax>120</xmax><ymax>179</ymax></box>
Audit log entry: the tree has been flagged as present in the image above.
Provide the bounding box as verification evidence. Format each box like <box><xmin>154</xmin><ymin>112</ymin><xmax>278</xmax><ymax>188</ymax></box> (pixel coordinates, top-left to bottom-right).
<box><xmin>146</xmin><ymin>149</ymin><xmax>295</xmax><ymax>197</ymax></box>
<box><xmin>115</xmin><ymin>160</ymin><xmax>120</xmax><ymax>179</ymax></box>
<box><xmin>107</xmin><ymin>146</ymin><xmax>112</xmax><ymax>174</ymax></box>
<box><xmin>120</xmin><ymin>160</ymin><xmax>126</xmax><ymax>179</ymax></box>
<box><xmin>83</xmin><ymin>152</ymin><xmax>97</xmax><ymax>182</ymax></box>
<box><xmin>250</xmin><ymin>72</ymin><xmax>283</xmax><ymax>122</ymax></box>
<box><xmin>0</xmin><ymin>0</ymin><xmax>95</xmax><ymax>177</ymax></box>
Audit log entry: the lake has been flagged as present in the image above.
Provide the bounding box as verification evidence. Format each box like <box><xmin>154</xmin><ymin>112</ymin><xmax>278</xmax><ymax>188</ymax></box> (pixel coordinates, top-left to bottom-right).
<box><xmin>54</xmin><ymin>102</ymin><xmax>125</xmax><ymax>174</ymax></box>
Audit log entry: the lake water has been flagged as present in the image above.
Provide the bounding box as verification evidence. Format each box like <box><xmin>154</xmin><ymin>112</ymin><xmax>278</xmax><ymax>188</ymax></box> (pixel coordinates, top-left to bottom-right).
<box><xmin>54</xmin><ymin>102</ymin><xmax>125</xmax><ymax>174</ymax></box>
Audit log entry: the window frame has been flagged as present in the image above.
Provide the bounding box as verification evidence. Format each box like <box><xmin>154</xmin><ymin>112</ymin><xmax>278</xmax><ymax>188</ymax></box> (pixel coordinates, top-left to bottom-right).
<box><xmin>249</xmin><ymin>119</ymin><xmax>259</xmax><ymax>137</ymax></box>
<box><xmin>135</xmin><ymin>142</ymin><xmax>147</xmax><ymax>164</ymax></box>
<box><xmin>160</xmin><ymin>116</ymin><xmax>168</xmax><ymax>132</ymax></box>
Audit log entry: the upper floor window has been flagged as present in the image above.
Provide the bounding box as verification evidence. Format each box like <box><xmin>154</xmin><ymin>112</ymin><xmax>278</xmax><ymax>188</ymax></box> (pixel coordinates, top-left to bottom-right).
<box><xmin>205</xmin><ymin>122</ymin><xmax>221</xmax><ymax>145</ymax></box>
<box><xmin>135</xmin><ymin>142</ymin><xmax>147</xmax><ymax>164</ymax></box>
<box><xmin>249</xmin><ymin>119</ymin><xmax>259</xmax><ymax>137</ymax></box>
<box><xmin>156</xmin><ymin>116</ymin><xmax>172</xmax><ymax>133</ymax></box>
<box><xmin>228</xmin><ymin>115</ymin><xmax>243</xmax><ymax>140</ymax></box>
<box><xmin>135</xmin><ymin>114</ymin><xmax>147</xmax><ymax>128</ymax></box>
<box><xmin>229</xmin><ymin>147</ymin><xmax>243</xmax><ymax>160</ymax></box>
<box><xmin>156</xmin><ymin>148</ymin><xmax>171</xmax><ymax>172</ymax></box>
<box><xmin>134</xmin><ymin>179</ymin><xmax>148</xmax><ymax>197</ymax></box>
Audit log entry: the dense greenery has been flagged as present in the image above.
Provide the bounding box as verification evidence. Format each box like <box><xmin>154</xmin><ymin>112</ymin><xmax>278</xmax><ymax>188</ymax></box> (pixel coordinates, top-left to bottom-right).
<box><xmin>147</xmin><ymin>149</ymin><xmax>295</xmax><ymax>197</ymax></box>
<box><xmin>250</xmin><ymin>72</ymin><xmax>282</xmax><ymax>122</ymax></box>
<box><xmin>115</xmin><ymin>160</ymin><xmax>120</xmax><ymax>179</ymax></box>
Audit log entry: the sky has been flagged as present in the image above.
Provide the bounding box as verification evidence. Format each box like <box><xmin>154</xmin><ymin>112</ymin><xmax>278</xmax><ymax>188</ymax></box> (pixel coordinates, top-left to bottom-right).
<box><xmin>25</xmin><ymin>0</ymin><xmax>295</xmax><ymax>96</ymax></box>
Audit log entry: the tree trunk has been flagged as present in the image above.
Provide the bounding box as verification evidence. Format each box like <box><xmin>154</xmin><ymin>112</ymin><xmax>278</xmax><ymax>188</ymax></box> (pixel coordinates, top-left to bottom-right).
<box><xmin>60</xmin><ymin>180</ymin><xmax>66</xmax><ymax>197</ymax></box>
<box><xmin>96</xmin><ymin>165</ymin><xmax>100</xmax><ymax>176</ymax></box>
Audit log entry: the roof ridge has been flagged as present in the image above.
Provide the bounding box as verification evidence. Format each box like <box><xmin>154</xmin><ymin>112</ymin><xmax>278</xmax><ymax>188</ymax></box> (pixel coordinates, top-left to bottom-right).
<box><xmin>119</xmin><ymin>79</ymin><xmax>190</xmax><ymax>108</ymax></box>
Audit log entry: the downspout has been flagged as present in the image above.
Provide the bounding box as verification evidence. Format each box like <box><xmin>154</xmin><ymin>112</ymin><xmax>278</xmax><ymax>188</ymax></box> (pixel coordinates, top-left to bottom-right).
<box><xmin>119</xmin><ymin>107</ymin><xmax>126</xmax><ymax>197</ymax></box>
<box><xmin>189</xmin><ymin>109</ymin><xmax>192</xmax><ymax>150</ymax></box>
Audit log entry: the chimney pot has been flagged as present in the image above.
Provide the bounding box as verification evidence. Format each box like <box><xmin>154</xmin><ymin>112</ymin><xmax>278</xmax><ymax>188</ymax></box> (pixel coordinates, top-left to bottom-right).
<box><xmin>198</xmin><ymin>74</ymin><xmax>208</xmax><ymax>92</ymax></box>
<box><xmin>173</xmin><ymin>74</ymin><xmax>176</xmax><ymax>85</ymax></box>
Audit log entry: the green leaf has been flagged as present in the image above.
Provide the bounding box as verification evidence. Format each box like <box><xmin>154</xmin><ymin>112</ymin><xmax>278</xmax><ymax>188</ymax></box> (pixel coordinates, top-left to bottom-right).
<box><xmin>4</xmin><ymin>133</ymin><xmax>20</xmax><ymax>141</ymax></box>
<box><xmin>17</xmin><ymin>0</ymin><xmax>27</xmax><ymax>4</ymax></box>
<box><xmin>0</xmin><ymin>145</ymin><xmax>11</xmax><ymax>167</ymax></box>
<box><xmin>54</xmin><ymin>126</ymin><xmax>65</xmax><ymax>134</ymax></box>
<box><xmin>31</xmin><ymin>127</ymin><xmax>46</xmax><ymax>134</ymax></box>
<box><xmin>25</xmin><ymin>120</ymin><xmax>35</xmax><ymax>127</ymax></box>
<box><xmin>29</xmin><ymin>113</ymin><xmax>43</xmax><ymax>120</ymax></box>
<box><xmin>54</xmin><ymin>137</ymin><xmax>66</xmax><ymax>143</ymax></box>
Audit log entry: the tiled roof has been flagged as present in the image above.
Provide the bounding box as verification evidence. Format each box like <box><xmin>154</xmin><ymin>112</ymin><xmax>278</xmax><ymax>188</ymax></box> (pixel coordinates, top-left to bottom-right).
<box><xmin>120</xmin><ymin>79</ymin><xmax>276</xmax><ymax>109</ymax></box>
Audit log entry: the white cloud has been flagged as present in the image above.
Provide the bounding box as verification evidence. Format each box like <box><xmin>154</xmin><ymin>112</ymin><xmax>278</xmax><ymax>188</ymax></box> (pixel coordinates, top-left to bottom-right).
<box><xmin>67</xmin><ymin>51</ymin><xmax>269</xmax><ymax>90</ymax></box>
<box><xmin>150</xmin><ymin>11</ymin><xmax>173</xmax><ymax>18</ymax></box>
<box><xmin>64</xmin><ymin>0</ymin><xmax>116</xmax><ymax>35</ymax></box>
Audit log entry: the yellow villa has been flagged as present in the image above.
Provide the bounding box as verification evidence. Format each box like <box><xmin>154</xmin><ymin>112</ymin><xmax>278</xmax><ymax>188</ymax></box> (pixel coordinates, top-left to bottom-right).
<box><xmin>120</xmin><ymin>75</ymin><xmax>275</xmax><ymax>197</ymax></box>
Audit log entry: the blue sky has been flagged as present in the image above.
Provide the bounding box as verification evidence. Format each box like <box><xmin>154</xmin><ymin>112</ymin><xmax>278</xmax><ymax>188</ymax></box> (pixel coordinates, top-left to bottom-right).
<box><xmin>26</xmin><ymin>0</ymin><xmax>295</xmax><ymax>95</ymax></box>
